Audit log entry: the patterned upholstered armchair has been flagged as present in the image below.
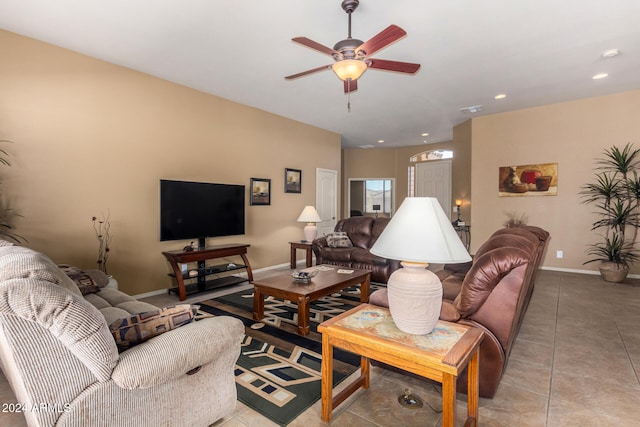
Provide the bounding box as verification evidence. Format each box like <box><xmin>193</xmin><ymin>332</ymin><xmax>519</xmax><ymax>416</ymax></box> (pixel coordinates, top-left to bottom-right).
<box><xmin>0</xmin><ymin>240</ymin><xmax>244</xmax><ymax>427</ymax></box>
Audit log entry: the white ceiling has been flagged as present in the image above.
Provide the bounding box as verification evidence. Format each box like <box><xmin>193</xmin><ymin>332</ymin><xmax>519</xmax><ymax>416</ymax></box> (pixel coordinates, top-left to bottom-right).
<box><xmin>1</xmin><ymin>0</ymin><xmax>640</xmax><ymax>148</ymax></box>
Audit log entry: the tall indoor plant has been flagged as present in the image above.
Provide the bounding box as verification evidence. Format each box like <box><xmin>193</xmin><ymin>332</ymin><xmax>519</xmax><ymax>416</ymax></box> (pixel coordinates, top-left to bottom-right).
<box><xmin>0</xmin><ymin>140</ymin><xmax>24</xmax><ymax>243</ymax></box>
<box><xmin>581</xmin><ymin>143</ymin><xmax>640</xmax><ymax>282</ymax></box>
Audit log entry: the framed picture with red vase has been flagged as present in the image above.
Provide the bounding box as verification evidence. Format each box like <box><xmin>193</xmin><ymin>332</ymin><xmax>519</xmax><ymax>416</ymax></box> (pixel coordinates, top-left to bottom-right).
<box><xmin>498</xmin><ymin>163</ymin><xmax>558</xmax><ymax>197</ymax></box>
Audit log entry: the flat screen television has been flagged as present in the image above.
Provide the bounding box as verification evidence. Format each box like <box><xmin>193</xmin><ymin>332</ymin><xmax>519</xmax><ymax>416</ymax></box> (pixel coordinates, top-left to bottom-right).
<box><xmin>160</xmin><ymin>179</ymin><xmax>245</xmax><ymax>247</ymax></box>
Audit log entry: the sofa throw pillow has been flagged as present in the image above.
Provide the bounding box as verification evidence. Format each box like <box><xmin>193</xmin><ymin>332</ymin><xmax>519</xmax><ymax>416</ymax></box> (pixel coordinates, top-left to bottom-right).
<box><xmin>57</xmin><ymin>264</ymin><xmax>101</xmax><ymax>295</ymax></box>
<box><xmin>109</xmin><ymin>304</ymin><xmax>198</xmax><ymax>352</ymax></box>
<box><xmin>326</xmin><ymin>231</ymin><xmax>354</xmax><ymax>248</ymax></box>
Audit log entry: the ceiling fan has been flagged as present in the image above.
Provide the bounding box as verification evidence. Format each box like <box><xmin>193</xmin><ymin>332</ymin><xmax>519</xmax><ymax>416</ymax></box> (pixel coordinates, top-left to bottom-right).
<box><xmin>285</xmin><ymin>0</ymin><xmax>420</xmax><ymax>97</ymax></box>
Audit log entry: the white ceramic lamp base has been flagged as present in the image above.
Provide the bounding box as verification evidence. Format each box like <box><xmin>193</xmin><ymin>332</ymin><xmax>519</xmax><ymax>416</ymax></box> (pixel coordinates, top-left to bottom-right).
<box><xmin>387</xmin><ymin>261</ymin><xmax>442</xmax><ymax>335</ymax></box>
<box><xmin>303</xmin><ymin>223</ymin><xmax>318</xmax><ymax>242</ymax></box>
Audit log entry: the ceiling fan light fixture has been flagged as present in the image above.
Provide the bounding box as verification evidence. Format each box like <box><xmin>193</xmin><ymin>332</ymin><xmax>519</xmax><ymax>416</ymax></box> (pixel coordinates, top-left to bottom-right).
<box><xmin>332</xmin><ymin>59</ymin><xmax>368</xmax><ymax>81</ymax></box>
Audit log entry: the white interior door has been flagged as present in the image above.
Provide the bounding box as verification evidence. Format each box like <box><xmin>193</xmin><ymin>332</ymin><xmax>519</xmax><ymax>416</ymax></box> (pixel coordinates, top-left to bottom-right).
<box><xmin>316</xmin><ymin>168</ymin><xmax>337</xmax><ymax>236</ymax></box>
<box><xmin>415</xmin><ymin>160</ymin><xmax>452</xmax><ymax>218</ymax></box>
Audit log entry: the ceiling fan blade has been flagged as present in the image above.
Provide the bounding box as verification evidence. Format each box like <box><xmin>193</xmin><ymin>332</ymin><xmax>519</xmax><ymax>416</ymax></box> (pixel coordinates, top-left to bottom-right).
<box><xmin>356</xmin><ymin>25</ymin><xmax>407</xmax><ymax>58</ymax></box>
<box><xmin>368</xmin><ymin>59</ymin><xmax>420</xmax><ymax>74</ymax></box>
<box><xmin>343</xmin><ymin>79</ymin><xmax>358</xmax><ymax>94</ymax></box>
<box><xmin>285</xmin><ymin>64</ymin><xmax>332</xmax><ymax>80</ymax></box>
<box><xmin>292</xmin><ymin>37</ymin><xmax>339</xmax><ymax>57</ymax></box>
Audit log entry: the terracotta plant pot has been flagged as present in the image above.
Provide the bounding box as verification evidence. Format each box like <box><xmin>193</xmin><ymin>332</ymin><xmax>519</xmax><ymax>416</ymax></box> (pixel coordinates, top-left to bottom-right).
<box><xmin>599</xmin><ymin>261</ymin><xmax>628</xmax><ymax>283</ymax></box>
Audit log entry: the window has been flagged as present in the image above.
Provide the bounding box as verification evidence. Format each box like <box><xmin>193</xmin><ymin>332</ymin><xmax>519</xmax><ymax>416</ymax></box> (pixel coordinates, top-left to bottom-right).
<box><xmin>410</xmin><ymin>150</ymin><xmax>453</xmax><ymax>163</ymax></box>
<box><xmin>365</xmin><ymin>180</ymin><xmax>392</xmax><ymax>213</ymax></box>
<box><xmin>348</xmin><ymin>179</ymin><xmax>394</xmax><ymax>216</ymax></box>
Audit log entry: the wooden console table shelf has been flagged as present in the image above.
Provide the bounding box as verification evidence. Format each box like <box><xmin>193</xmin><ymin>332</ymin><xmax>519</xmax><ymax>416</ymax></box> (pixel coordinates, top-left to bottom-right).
<box><xmin>162</xmin><ymin>244</ymin><xmax>253</xmax><ymax>301</ymax></box>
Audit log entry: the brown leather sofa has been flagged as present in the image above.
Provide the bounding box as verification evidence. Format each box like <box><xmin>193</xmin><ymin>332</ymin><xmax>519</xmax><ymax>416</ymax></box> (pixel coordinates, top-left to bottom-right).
<box><xmin>312</xmin><ymin>216</ymin><xmax>401</xmax><ymax>283</ymax></box>
<box><xmin>370</xmin><ymin>225</ymin><xmax>549</xmax><ymax>398</ymax></box>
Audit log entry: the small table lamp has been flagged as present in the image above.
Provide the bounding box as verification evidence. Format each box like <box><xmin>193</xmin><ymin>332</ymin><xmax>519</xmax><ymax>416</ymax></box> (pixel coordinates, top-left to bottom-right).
<box><xmin>297</xmin><ymin>206</ymin><xmax>322</xmax><ymax>242</ymax></box>
<box><xmin>453</xmin><ymin>199</ymin><xmax>463</xmax><ymax>226</ymax></box>
<box><xmin>370</xmin><ymin>197</ymin><xmax>471</xmax><ymax>334</ymax></box>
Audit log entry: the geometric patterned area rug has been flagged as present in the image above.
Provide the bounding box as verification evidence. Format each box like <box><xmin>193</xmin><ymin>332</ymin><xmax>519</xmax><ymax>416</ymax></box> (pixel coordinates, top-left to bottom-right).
<box><xmin>198</xmin><ymin>283</ymin><xmax>385</xmax><ymax>426</ymax></box>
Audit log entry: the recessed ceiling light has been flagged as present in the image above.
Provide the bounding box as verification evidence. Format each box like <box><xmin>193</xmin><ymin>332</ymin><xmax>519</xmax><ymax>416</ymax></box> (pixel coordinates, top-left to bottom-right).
<box><xmin>460</xmin><ymin>105</ymin><xmax>484</xmax><ymax>113</ymax></box>
<box><xmin>494</xmin><ymin>94</ymin><xmax>507</xmax><ymax>100</ymax></box>
<box><xmin>602</xmin><ymin>49</ymin><xmax>620</xmax><ymax>58</ymax></box>
<box><xmin>592</xmin><ymin>73</ymin><xmax>609</xmax><ymax>80</ymax></box>
<box><xmin>377</xmin><ymin>139</ymin><xmax>384</xmax><ymax>143</ymax></box>
<box><xmin>359</xmin><ymin>144</ymin><xmax>375</xmax><ymax>149</ymax></box>
<box><xmin>421</xmin><ymin>133</ymin><xmax>429</xmax><ymax>137</ymax></box>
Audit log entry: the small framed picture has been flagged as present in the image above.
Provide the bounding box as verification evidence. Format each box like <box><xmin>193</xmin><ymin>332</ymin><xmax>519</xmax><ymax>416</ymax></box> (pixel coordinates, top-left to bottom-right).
<box><xmin>285</xmin><ymin>168</ymin><xmax>302</xmax><ymax>193</ymax></box>
<box><xmin>250</xmin><ymin>178</ymin><xmax>271</xmax><ymax>205</ymax></box>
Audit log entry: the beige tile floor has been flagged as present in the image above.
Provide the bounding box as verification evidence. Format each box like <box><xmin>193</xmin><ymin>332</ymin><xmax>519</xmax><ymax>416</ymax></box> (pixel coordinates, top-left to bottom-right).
<box><xmin>2</xmin><ymin>269</ymin><xmax>639</xmax><ymax>426</ymax></box>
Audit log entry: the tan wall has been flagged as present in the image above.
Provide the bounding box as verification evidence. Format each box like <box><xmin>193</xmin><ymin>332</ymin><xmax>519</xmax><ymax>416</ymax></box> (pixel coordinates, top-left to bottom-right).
<box><xmin>342</xmin><ymin>121</ymin><xmax>472</xmax><ymax>222</ymax></box>
<box><xmin>471</xmin><ymin>89</ymin><xmax>640</xmax><ymax>273</ymax></box>
<box><xmin>0</xmin><ymin>30</ymin><xmax>341</xmax><ymax>295</ymax></box>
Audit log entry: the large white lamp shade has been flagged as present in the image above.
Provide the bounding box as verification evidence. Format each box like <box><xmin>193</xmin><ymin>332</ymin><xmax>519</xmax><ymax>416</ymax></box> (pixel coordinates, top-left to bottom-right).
<box><xmin>297</xmin><ymin>206</ymin><xmax>322</xmax><ymax>242</ymax></box>
<box><xmin>370</xmin><ymin>197</ymin><xmax>471</xmax><ymax>334</ymax></box>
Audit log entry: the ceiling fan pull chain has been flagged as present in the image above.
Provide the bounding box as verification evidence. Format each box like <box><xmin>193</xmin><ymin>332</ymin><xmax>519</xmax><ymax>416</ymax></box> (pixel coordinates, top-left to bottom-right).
<box><xmin>347</xmin><ymin>79</ymin><xmax>352</xmax><ymax>112</ymax></box>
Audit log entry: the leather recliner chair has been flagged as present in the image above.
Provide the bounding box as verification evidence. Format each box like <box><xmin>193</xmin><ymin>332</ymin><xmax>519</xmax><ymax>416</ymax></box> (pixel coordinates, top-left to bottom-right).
<box><xmin>370</xmin><ymin>225</ymin><xmax>550</xmax><ymax>398</ymax></box>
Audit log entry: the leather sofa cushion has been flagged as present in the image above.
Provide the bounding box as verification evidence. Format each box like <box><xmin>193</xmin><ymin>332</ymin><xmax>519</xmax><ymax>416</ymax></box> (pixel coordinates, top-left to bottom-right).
<box><xmin>439</xmin><ymin>271</ymin><xmax>466</xmax><ymax>301</ymax></box>
<box><xmin>494</xmin><ymin>225</ymin><xmax>549</xmax><ymax>243</ymax></box>
<box><xmin>457</xmin><ymin>247</ymin><xmax>529</xmax><ymax>317</ymax></box>
<box><xmin>477</xmin><ymin>233</ymin><xmax>536</xmax><ymax>258</ymax></box>
<box><xmin>336</xmin><ymin>216</ymin><xmax>375</xmax><ymax>249</ymax></box>
<box><xmin>351</xmin><ymin>248</ymin><xmax>390</xmax><ymax>266</ymax></box>
<box><xmin>319</xmin><ymin>247</ymin><xmax>353</xmax><ymax>263</ymax></box>
<box><xmin>370</xmin><ymin>217</ymin><xmax>391</xmax><ymax>246</ymax></box>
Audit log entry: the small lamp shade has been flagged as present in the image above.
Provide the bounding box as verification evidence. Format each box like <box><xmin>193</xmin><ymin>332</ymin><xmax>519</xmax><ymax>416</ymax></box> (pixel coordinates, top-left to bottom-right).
<box><xmin>297</xmin><ymin>206</ymin><xmax>322</xmax><ymax>242</ymax></box>
<box><xmin>370</xmin><ymin>197</ymin><xmax>471</xmax><ymax>334</ymax></box>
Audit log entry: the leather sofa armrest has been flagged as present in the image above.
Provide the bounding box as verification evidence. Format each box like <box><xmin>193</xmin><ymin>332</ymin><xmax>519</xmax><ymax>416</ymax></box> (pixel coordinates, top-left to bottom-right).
<box><xmin>312</xmin><ymin>236</ymin><xmax>328</xmax><ymax>259</ymax></box>
<box><xmin>441</xmin><ymin>260</ymin><xmax>473</xmax><ymax>274</ymax></box>
<box><xmin>112</xmin><ymin>316</ymin><xmax>243</xmax><ymax>389</ymax></box>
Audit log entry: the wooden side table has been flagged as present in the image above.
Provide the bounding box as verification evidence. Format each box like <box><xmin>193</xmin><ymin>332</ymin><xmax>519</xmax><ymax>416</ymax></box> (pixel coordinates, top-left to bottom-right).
<box><xmin>289</xmin><ymin>241</ymin><xmax>313</xmax><ymax>268</ymax></box>
<box><xmin>318</xmin><ymin>304</ymin><xmax>484</xmax><ymax>427</ymax></box>
<box><xmin>454</xmin><ymin>224</ymin><xmax>471</xmax><ymax>251</ymax></box>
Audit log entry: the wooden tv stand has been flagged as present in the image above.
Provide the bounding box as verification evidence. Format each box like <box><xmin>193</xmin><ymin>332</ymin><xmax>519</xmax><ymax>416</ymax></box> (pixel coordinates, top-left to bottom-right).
<box><xmin>162</xmin><ymin>244</ymin><xmax>253</xmax><ymax>301</ymax></box>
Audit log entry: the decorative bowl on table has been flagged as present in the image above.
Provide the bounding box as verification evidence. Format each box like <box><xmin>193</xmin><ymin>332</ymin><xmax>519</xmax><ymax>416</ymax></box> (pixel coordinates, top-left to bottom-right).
<box><xmin>291</xmin><ymin>270</ymin><xmax>318</xmax><ymax>283</ymax></box>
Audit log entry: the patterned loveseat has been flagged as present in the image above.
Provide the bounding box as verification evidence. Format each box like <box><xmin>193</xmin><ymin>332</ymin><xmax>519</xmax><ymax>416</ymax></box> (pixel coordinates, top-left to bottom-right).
<box><xmin>0</xmin><ymin>240</ymin><xmax>244</xmax><ymax>427</ymax></box>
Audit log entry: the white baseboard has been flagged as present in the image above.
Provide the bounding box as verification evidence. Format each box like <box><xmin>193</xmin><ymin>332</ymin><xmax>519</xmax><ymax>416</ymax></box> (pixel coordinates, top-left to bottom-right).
<box><xmin>540</xmin><ymin>265</ymin><xmax>640</xmax><ymax>279</ymax></box>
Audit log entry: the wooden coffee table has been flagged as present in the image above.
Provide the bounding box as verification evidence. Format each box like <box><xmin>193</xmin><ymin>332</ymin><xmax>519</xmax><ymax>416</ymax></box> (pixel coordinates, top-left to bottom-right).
<box><xmin>318</xmin><ymin>304</ymin><xmax>484</xmax><ymax>427</ymax></box>
<box><xmin>252</xmin><ymin>265</ymin><xmax>371</xmax><ymax>336</ymax></box>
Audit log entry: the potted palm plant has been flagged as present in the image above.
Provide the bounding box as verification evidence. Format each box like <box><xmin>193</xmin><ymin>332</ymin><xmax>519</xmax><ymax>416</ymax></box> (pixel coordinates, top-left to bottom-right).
<box><xmin>581</xmin><ymin>143</ymin><xmax>640</xmax><ymax>282</ymax></box>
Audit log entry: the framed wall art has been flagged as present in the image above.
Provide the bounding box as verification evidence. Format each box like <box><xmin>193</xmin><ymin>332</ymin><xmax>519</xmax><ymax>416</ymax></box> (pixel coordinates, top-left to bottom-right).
<box><xmin>250</xmin><ymin>178</ymin><xmax>271</xmax><ymax>205</ymax></box>
<box><xmin>498</xmin><ymin>163</ymin><xmax>558</xmax><ymax>197</ymax></box>
<box><xmin>284</xmin><ymin>168</ymin><xmax>302</xmax><ymax>193</ymax></box>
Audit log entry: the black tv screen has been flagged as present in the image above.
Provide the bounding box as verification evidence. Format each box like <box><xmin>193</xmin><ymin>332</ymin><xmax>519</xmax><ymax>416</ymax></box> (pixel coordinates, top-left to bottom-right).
<box><xmin>160</xmin><ymin>179</ymin><xmax>245</xmax><ymax>243</ymax></box>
